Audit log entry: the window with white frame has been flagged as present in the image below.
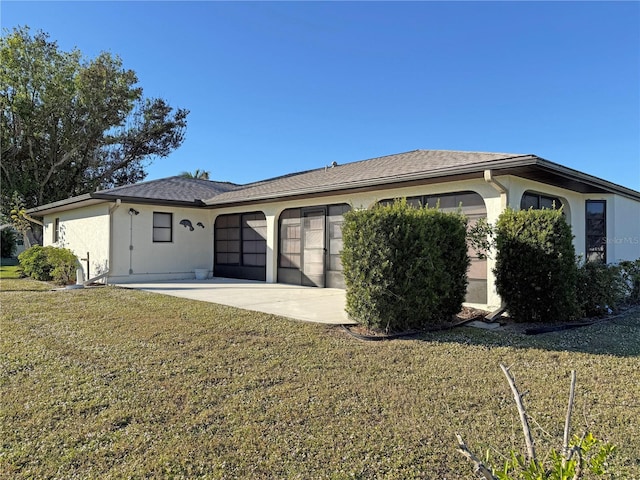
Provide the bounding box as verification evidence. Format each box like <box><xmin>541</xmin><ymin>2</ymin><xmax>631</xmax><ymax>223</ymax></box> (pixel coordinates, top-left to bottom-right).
<box><xmin>153</xmin><ymin>212</ymin><xmax>173</xmax><ymax>242</ymax></box>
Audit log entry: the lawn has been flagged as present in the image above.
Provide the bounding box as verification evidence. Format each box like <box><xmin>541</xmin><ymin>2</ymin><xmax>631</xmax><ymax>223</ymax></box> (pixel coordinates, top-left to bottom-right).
<box><xmin>1</xmin><ymin>278</ymin><xmax>639</xmax><ymax>479</ymax></box>
<box><xmin>0</xmin><ymin>264</ymin><xmax>21</xmax><ymax>280</ymax></box>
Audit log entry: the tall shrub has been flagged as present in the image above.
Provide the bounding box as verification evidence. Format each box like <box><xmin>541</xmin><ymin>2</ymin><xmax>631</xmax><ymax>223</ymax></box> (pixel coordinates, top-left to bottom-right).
<box><xmin>341</xmin><ymin>200</ymin><xmax>469</xmax><ymax>331</ymax></box>
<box><xmin>494</xmin><ymin>208</ymin><xmax>579</xmax><ymax>322</ymax></box>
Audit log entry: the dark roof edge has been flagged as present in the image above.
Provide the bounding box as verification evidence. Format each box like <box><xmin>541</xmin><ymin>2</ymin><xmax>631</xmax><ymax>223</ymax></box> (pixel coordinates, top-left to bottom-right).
<box><xmin>27</xmin><ymin>192</ymin><xmax>206</xmax><ymax>216</ymax></box>
<box><xmin>27</xmin><ymin>193</ymin><xmax>99</xmax><ymax>215</ymax></box>
<box><xmin>534</xmin><ymin>158</ymin><xmax>640</xmax><ymax>201</ymax></box>
<box><xmin>91</xmin><ymin>193</ymin><xmax>206</xmax><ymax>207</ymax></box>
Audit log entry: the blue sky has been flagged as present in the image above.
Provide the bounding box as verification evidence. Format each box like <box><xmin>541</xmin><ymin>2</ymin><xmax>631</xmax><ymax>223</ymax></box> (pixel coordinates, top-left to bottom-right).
<box><xmin>2</xmin><ymin>1</ymin><xmax>639</xmax><ymax>190</ymax></box>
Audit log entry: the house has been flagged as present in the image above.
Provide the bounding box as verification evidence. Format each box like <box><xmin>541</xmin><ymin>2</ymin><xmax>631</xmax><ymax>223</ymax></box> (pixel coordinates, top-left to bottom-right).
<box><xmin>27</xmin><ymin>150</ymin><xmax>640</xmax><ymax>310</ymax></box>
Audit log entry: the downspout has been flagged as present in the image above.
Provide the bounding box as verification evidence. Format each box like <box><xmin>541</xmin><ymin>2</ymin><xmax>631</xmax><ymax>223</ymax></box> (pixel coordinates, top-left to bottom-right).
<box><xmin>483</xmin><ymin>169</ymin><xmax>509</xmax><ymax>320</ymax></box>
<box><xmin>483</xmin><ymin>169</ymin><xmax>508</xmax><ymax>209</ymax></box>
<box><xmin>107</xmin><ymin>199</ymin><xmax>121</xmax><ymax>281</ymax></box>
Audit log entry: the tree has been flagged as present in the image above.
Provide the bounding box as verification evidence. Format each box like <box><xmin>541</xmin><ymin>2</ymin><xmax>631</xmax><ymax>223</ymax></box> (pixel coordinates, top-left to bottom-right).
<box><xmin>179</xmin><ymin>169</ymin><xmax>210</xmax><ymax>180</ymax></box>
<box><xmin>0</xmin><ymin>26</ymin><xmax>189</xmax><ymax>214</ymax></box>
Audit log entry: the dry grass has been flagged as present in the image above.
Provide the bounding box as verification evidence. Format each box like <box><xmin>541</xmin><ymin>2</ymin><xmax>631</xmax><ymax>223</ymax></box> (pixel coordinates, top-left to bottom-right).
<box><xmin>1</xmin><ymin>278</ymin><xmax>639</xmax><ymax>479</ymax></box>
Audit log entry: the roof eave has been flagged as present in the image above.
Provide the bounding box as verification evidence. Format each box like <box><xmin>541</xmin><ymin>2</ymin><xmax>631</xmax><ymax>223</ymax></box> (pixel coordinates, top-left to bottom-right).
<box><xmin>91</xmin><ymin>193</ymin><xmax>206</xmax><ymax>208</ymax></box>
<box><xmin>26</xmin><ymin>194</ymin><xmax>105</xmax><ymax>216</ymax></box>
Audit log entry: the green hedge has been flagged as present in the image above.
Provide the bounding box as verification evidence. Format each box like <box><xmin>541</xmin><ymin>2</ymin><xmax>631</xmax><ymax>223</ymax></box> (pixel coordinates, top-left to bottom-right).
<box><xmin>341</xmin><ymin>200</ymin><xmax>469</xmax><ymax>331</ymax></box>
<box><xmin>576</xmin><ymin>258</ymin><xmax>640</xmax><ymax>316</ymax></box>
<box><xmin>494</xmin><ymin>208</ymin><xmax>579</xmax><ymax>322</ymax></box>
<box><xmin>18</xmin><ymin>245</ymin><xmax>78</xmax><ymax>285</ymax></box>
<box><xmin>620</xmin><ymin>259</ymin><xmax>640</xmax><ymax>304</ymax></box>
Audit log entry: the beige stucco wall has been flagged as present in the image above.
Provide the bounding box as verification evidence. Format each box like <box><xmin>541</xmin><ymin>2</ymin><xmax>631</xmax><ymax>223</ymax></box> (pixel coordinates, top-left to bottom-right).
<box><xmin>608</xmin><ymin>194</ymin><xmax>640</xmax><ymax>262</ymax></box>
<box><xmin>43</xmin><ymin>203</ymin><xmax>111</xmax><ymax>282</ymax></box>
<box><xmin>108</xmin><ymin>203</ymin><xmax>216</xmax><ymax>283</ymax></box>
<box><xmin>41</xmin><ymin>173</ymin><xmax>639</xmax><ymax>310</ymax></box>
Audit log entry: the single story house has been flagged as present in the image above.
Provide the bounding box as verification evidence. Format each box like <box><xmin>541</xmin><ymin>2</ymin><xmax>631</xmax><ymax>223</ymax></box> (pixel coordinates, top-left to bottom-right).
<box><xmin>28</xmin><ymin>150</ymin><xmax>640</xmax><ymax>310</ymax></box>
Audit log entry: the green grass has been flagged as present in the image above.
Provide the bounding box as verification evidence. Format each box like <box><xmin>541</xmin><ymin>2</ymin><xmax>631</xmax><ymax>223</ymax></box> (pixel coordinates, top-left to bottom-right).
<box><xmin>1</xmin><ymin>278</ymin><xmax>639</xmax><ymax>479</ymax></box>
<box><xmin>0</xmin><ymin>265</ymin><xmax>21</xmax><ymax>280</ymax></box>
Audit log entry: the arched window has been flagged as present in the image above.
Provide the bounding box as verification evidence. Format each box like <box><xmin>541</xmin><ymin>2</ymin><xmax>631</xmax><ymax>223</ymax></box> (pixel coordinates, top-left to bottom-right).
<box><xmin>520</xmin><ymin>191</ymin><xmax>563</xmax><ymax>210</ymax></box>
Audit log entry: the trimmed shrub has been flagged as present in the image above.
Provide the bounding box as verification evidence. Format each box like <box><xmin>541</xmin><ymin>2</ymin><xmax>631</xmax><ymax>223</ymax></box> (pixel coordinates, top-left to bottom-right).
<box><xmin>341</xmin><ymin>200</ymin><xmax>469</xmax><ymax>331</ymax></box>
<box><xmin>18</xmin><ymin>245</ymin><xmax>78</xmax><ymax>285</ymax></box>
<box><xmin>494</xmin><ymin>208</ymin><xmax>579</xmax><ymax>322</ymax></box>
<box><xmin>576</xmin><ymin>260</ymin><xmax>628</xmax><ymax>317</ymax></box>
<box><xmin>18</xmin><ymin>245</ymin><xmax>51</xmax><ymax>281</ymax></box>
<box><xmin>619</xmin><ymin>259</ymin><xmax>640</xmax><ymax>304</ymax></box>
<box><xmin>1</xmin><ymin>227</ymin><xmax>18</xmax><ymax>258</ymax></box>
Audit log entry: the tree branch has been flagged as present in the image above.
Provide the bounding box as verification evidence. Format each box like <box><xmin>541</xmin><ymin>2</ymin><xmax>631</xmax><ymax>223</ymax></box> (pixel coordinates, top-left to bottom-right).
<box><xmin>562</xmin><ymin>370</ymin><xmax>577</xmax><ymax>466</ymax></box>
<box><xmin>456</xmin><ymin>434</ymin><xmax>497</xmax><ymax>480</ymax></box>
<box><xmin>500</xmin><ymin>363</ymin><xmax>536</xmax><ymax>462</ymax></box>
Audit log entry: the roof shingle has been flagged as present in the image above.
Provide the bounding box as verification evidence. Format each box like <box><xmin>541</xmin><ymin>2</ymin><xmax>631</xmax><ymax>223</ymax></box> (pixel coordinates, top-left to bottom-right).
<box><xmin>95</xmin><ymin>176</ymin><xmax>241</xmax><ymax>204</ymax></box>
<box><xmin>203</xmin><ymin>149</ymin><xmax>531</xmax><ymax>205</ymax></box>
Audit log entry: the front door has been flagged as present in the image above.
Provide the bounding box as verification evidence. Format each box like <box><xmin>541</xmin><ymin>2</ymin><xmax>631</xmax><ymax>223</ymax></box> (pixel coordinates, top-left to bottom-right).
<box><xmin>302</xmin><ymin>208</ymin><xmax>326</xmax><ymax>287</ymax></box>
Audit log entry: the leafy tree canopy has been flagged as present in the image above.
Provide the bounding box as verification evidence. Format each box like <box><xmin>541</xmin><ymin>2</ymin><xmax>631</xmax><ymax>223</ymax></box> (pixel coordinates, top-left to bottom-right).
<box><xmin>179</xmin><ymin>169</ymin><xmax>210</xmax><ymax>180</ymax></box>
<box><xmin>0</xmin><ymin>26</ymin><xmax>189</xmax><ymax>213</ymax></box>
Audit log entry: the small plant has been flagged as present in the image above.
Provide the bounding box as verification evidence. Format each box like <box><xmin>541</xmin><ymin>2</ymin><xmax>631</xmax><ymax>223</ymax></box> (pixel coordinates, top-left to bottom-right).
<box><xmin>457</xmin><ymin>366</ymin><xmax>616</xmax><ymax>480</ymax></box>
<box><xmin>18</xmin><ymin>245</ymin><xmax>78</xmax><ymax>285</ymax></box>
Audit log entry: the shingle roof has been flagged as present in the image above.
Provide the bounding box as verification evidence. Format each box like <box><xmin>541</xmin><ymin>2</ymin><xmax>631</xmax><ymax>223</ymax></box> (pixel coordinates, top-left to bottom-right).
<box><xmin>94</xmin><ymin>176</ymin><xmax>241</xmax><ymax>204</ymax></box>
<box><xmin>203</xmin><ymin>149</ymin><xmax>532</xmax><ymax>205</ymax></box>
<box><xmin>27</xmin><ymin>149</ymin><xmax>640</xmax><ymax>216</ymax></box>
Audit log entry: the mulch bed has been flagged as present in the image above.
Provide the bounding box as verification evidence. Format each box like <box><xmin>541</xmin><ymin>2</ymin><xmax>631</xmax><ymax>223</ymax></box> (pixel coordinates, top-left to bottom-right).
<box><xmin>342</xmin><ymin>305</ymin><xmax>640</xmax><ymax>340</ymax></box>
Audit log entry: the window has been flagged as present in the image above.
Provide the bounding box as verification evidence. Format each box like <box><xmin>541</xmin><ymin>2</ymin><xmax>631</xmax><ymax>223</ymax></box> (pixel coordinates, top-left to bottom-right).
<box><xmin>53</xmin><ymin>218</ymin><xmax>60</xmax><ymax>243</ymax></box>
<box><xmin>379</xmin><ymin>191</ymin><xmax>485</xmax><ymax>215</ymax></box>
<box><xmin>328</xmin><ymin>204</ymin><xmax>350</xmax><ymax>273</ymax></box>
<box><xmin>521</xmin><ymin>192</ymin><xmax>563</xmax><ymax>210</ymax></box>
<box><xmin>242</xmin><ymin>213</ymin><xmax>267</xmax><ymax>267</ymax></box>
<box><xmin>215</xmin><ymin>214</ymin><xmax>241</xmax><ymax>265</ymax></box>
<box><xmin>215</xmin><ymin>213</ymin><xmax>266</xmax><ymax>267</ymax></box>
<box><xmin>279</xmin><ymin>209</ymin><xmax>301</xmax><ymax>269</ymax></box>
<box><xmin>153</xmin><ymin>212</ymin><xmax>173</xmax><ymax>242</ymax></box>
<box><xmin>586</xmin><ymin>200</ymin><xmax>606</xmax><ymax>262</ymax></box>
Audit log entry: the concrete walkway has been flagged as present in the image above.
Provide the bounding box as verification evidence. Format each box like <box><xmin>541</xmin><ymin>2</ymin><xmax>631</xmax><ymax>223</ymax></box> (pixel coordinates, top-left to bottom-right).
<box><xmin>115</xmin><ymin>277</ymin><xmax>355</xmax><ymax>325</ymax></box>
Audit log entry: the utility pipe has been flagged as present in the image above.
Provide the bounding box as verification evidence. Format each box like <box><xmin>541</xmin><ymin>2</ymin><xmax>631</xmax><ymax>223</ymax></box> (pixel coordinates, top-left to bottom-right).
<box><xmin>107</xmin><ymin>199</ymin><xmax>121</xmax><ymax>281</ymax></box>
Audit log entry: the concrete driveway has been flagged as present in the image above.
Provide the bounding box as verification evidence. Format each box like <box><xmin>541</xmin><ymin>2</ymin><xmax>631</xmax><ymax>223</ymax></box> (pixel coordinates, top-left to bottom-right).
<box><xmin>115</xmin><ymin>277</ymin><xmax>355</xmax><ymax>325</ymax></box>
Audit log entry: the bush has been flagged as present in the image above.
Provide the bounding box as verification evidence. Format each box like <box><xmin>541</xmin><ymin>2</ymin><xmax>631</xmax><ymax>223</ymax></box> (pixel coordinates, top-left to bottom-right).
<box><xmin>576</xmin><ymin>260</ymin><xmax>628</xmax><ymax>317</ymax></box>
<box><xmin>18</xmin><ymin>245</ymin><xmax>77</xmax><ymax>285</ymax></box>
<box><xmin>1</xmin><ymin>227</ymin><xmax>18</xmax><ymax>258</ymax></box>
<box><xmin>494</xmin><ymin>208</ymin><xmax>579</xmax><ymax>322</ymax></box>
<box><xmin>619</xmin><ymin>259</ymin><xmax>640</xmax><ymax>304</ymax></box>
<box><xmin>341</xmin><ymin>200</ymin><xmax>469</xmax><ymax>331</ymax></box>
